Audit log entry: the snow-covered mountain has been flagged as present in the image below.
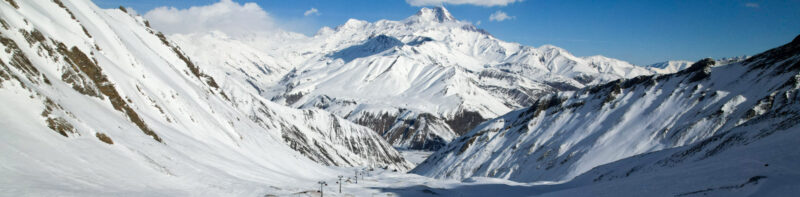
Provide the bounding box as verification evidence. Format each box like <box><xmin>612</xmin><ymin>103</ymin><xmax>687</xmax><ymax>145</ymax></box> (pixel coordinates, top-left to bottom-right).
<box><xmin>645</xmin><ymin>57</ymin><xmax>749</xmax><ymax>74</ymax></box>
<box><xmin>412</xmin><ymin>35</ymin><xmax>800</xmax><ymax>186</ymax></box>
<box><xmin>0</xmin><ymin>0</ymin><xmax>410</xmax><ymax>194</ymax></box>
<box><xmin>3</xmin><ymin>0</ymin><xmax>795</xmax><ymax>195</ymax></box>
<box><xmin>644</xmin><ymin>60</ymin><xmax>693</xmax><ymax>73</ymax></box>
<box><xmin>175</xmin><ymin>6</ymin><xmax>663</xmax><ymax>150</ymax></box>
<box><xmin>539</xmin><ymin>88</ymin><xmax>800</xmax><ymax>196</ymax></box>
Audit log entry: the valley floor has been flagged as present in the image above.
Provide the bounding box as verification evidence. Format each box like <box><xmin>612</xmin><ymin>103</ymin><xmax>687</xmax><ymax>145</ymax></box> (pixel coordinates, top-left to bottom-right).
<box><xmin>398</xmin><ymin>150</ymin><xmax>434</xmax><ymax>167</ymax></box>
<box><xmin>262</xmin><ymin>166</ymin><xmax>556</xmax><ymax>197</ymax></box>
<box><xmin>265</xmin><ymin>162</ymin><xmax>799</xmax><ymax>197</ymax></box>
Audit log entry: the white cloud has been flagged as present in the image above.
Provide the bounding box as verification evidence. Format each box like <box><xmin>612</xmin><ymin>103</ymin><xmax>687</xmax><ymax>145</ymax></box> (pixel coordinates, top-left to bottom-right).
<box><xmin>143</xmin><ymin>0</ymin><xmax>276</xmax><ymax>36</ymax></box>
<box><xmin>304</xmin><ymin>8</ymin><xmax>320</xmax><ymax>16</ymax></box>
<box><xmin>745</xmin><ymin>3</ymin><xmax>759</xmax><ymax>8</ymax></box>
<box><xmin>406</xmin><ymin>0</ymin><xmax>521</xmax><ymax>7</ymax></box>
<box><xmin>475</xmin><ymin>20</ymin><xmax>482</xmax><ymax>25</ymax></box>
<box><xmin>489</xmin><ymin>10</ymin><xmax>513</xmax><ymax>22</ymax></box>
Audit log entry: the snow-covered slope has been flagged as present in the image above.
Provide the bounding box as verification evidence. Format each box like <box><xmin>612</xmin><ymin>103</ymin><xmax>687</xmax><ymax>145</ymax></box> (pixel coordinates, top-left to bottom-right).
<box><xmin>539</xmin><ymin>95</ymin><xmax>800</xmax><ymax>196</ymax></box>
<box><xmin>645</xmin><ymin>60</ymin><xmax>693</xmax><ymax>73</ymax></box>
<box><xmin>645</xmin><ymin>57</ymin><xmax>748</xmax><ymax>74</ymax></box>
<box><xmin>413</xmin><ymin>35</ymin><xmax>800</xmax><ymax>183</ymax></box>
<box><xmin>0</xmin><ymin>0</ymin><xmax>409</xmax><ymax>194</ymax></box>
<box><xmin>167</xmin><ymin>29</ymin><xmax>315</xmax><ymax>94</ymax></box>
<box><xmin>176</xmin><ymin>7</ymin><xmax>661</xmax><ymax>150</ymax></box>
<box><xmin>167</xmin><ymin>32</ymin><xmax>293</xmax><ymax>92</ymax></box>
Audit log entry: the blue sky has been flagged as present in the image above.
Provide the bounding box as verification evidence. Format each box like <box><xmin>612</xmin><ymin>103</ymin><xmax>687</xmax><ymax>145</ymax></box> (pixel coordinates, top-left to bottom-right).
<box><xmin>94</xmin><ymin>0</ymin><xmax>800</xmax><ymax>65</ymax></box>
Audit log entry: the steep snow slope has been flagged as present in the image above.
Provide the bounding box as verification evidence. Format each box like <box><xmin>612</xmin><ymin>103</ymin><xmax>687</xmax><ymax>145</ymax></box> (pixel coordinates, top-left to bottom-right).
<box><xmin>413</xmin><ymin>35</ymin><xmax>800</xmax><ymax>183</ymax></box>
<box><xmin>165</xmin><ymin>33</ymin><xmax>410</xmax><ymax>169</ymax></box>
<box><xmin>0</xmin><ymin>0</ymin><xmax>408</xmax><ymax>195</ymax></box>
<box><xmin>167</xmin><ymin>31</ymin><xmax>292</xmax><ymax>93</ymax></box>
<box><xmin>176</xmin><ymin>7</ymin><xmax>663</xmax><ymax>150</ymax></box>
<box><xmin>539</xmin><ymin>97</ymin><xmax>800</xmax><ymax>196</ymax></box>
<box><xmin>168</xmin><ymin>30</ymin><xmax>313</xmax><ymax>93</ymax></box>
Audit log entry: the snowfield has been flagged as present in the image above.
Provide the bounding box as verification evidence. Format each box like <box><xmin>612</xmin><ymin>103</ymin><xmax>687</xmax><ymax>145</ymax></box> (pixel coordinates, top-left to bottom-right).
<box><xmin>1</xmin><ymin>0</ymin><xmax>798</xmax><ymax>196</ymax></box>
<box><xmin>1</xmin><ymin>0</ymin><xmax>407</xmax><ymax>195</ymax></box>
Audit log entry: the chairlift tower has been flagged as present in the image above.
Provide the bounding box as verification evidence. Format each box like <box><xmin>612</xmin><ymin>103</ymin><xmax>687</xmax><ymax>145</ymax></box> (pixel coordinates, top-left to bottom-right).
<box><xmin>317</xmin><ymin>181</ymin><xmax>327</xmax><ymax>197</ymax></box>
<box><xmin>354</xmin><ymin>170</ymin><xmax>358</xmax><ymax>184</ymax></box>
<box><xmin>336</xmin><ymin>175</ymin><xmax>344</xmax><ymax>193</ymax></box>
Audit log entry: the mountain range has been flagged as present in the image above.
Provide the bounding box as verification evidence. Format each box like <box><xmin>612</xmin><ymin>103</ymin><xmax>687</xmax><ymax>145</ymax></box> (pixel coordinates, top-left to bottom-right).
<box><xmin>413</xmin><ymin>35</ymin><xmax>800</xmax><ymax>195</ymax></box>
<box><xmin>173</xmin><ymin>7</ymin><xmax>677</xmax><ymax>151</ymax></box>
<box><xmin>0</xmin><ymin>1</ymin><xmax>409</xmax><ymax>194</ymax></box>
<box><xmin>1</xmin><ymin>0</ymin><xmax>797</xmax><ymax>196</ymax></box>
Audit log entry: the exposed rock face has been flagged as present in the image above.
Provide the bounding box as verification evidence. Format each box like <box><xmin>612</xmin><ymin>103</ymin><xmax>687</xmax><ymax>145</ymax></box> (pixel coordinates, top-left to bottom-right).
<box><xmin>382</xmin><ymin>111</ymin><xmax>456</xmax><ymax>151</ymax></box>
<box><xmin>445</xmin><ymin>110</ymin><xmax>486</xmax><ymax>136</ymax></box>
<box><xmin>242</xmin><ymin>98</ymin><xmax>412</xmax><ymax>169</ymax></box>
<box><xmin>351</xmin><ymin>111</ymin><xmax>399</xmax><ymax>135</ymax></box>
<box><xmin>345</xmin><ymin>109</ymin><xmax>457</xmax><ymax>151</ymax></box>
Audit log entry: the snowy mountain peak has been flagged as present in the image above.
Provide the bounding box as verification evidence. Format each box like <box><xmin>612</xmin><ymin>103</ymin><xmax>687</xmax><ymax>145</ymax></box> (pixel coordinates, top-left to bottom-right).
<box><xmin>411</xmin><ymin>7</ymin><xmax>456</xmax><ymax>23</ymax></box>
<box><xmin>338</xmin><ymin>18</ymin><xmax>369</xmax><ymax>30</ymax></box>
<box><xmin>234</xmin><ymin>6</ymin><xmax>663</xmax><ymax>150</ymax></box>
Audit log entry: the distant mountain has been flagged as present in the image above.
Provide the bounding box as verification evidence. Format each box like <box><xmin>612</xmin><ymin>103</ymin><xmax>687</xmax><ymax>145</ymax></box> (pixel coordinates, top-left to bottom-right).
<box><xmin>175</xmin><ymin>6</ymin><xmax>666</xmax><ymax>150</ymax></box>
<box><xmin>645</xmin><ymin>56</ymin><xmax>749</xmax><ymax>74</ymax></box>
<box><xmin>0</xmin><ymin>0</ymin><xmax>409</xmax><ymax>194</ymax></box>
<box><xmin>644</xmin><ymin>60</ymin><xmax>694</xmax><ymax>73</ymax></box>
<box><xmin>412</xmin><ymin>33</ymin><xmax>800</xmax><ymax>192</ymax></box>
<box><xmin>717</xmin><ymin>55</ymin><xmax>750</xmax><ymax>65</ymax></box>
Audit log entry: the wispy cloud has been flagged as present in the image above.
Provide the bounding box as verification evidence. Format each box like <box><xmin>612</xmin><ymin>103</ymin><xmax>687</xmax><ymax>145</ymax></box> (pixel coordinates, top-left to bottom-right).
<box><xmin>304</xmin><ymin>8</ymin><xmax>320</xmax><ymax>16</ymax></box>
<box><xmin>745</xmin><ymin>3</ymin><xmax>759</xmax><ymax>8</ymax></box>
<box><xmin>475</xmin><ymin>20</ymin><xmax>482</xmax><ymax>25</ymax></box>
<box><xmin>489</xmin><ymin>10</ymin><xmax>513</xmax><ymax>22</ymax></box>
<box><xmin>406</xmin><ymin>0</ymin><xmax>521</xmax><ymax>7</ymax></box>
<box><xmin>144</xmin><ymin>0</ymin><xmax>276</xmax><ymax>36</ymax></box>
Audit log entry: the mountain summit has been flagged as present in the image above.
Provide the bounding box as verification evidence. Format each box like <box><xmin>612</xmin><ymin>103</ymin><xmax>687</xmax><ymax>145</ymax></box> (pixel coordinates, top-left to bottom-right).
<box><xmin>176</xmin><ymin>6</ymin><xmax>664</xmax><ymax>151</ymax></box>
<box><xmin>4</xmin><ymin>0</ymin><xmax>798</xmax><ymax>196</ymax></box>
<box><xmin>411</xmin><ymin>7</ymin><xmax>456</xmax><ymax>23</ymax></box>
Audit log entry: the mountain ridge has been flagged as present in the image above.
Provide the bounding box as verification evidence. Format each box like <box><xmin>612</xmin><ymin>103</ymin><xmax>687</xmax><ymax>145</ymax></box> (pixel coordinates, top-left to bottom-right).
<box><xmin>174</xmin><ymin>6</ymin><xmax>673</xmax><ymax>150</ymax></box>
<box><xmin>412</xmin><ymin>34</ymin><xmax>800</xmax><ymax>185</ymax></box>
<box><xmin>0</xmin><ymin>1</ymin><xmax>409</xmax><ymax>195</ymax></box>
